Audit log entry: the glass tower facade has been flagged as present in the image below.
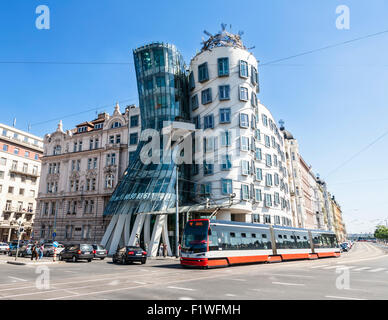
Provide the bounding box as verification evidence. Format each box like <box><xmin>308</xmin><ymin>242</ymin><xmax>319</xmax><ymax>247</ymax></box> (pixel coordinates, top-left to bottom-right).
<box><xmin>103</xmin><ymin>43</ymin><xmax>190</xmax><ymax>218</ymax></box>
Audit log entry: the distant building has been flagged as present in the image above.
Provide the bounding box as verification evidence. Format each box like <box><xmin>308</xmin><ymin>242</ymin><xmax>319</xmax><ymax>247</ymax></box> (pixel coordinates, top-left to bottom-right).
<box><xmin>32</xmin><ymin>103</ymin><xmax>140</xmax><ymax>244</ymax></box>
<box><xmin>0</xmin><ymin>124</ymin><xmax>43</xmax><ymax>242</ymax></box>
<box><xmin>330</xmin><ymin>195</ymin><xmax>346</xmax><ymax>242</ymax></box>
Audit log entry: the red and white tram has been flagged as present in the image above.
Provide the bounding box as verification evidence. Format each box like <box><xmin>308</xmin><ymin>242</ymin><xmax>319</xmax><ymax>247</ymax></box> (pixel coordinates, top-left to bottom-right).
<box><xmin>180</xmin><ymin>219</ymin><xmax>340</xmax><ymax>268</ymax></box>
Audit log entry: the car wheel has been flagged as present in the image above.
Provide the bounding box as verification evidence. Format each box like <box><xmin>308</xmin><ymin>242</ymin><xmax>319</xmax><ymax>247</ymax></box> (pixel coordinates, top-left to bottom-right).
<box><xmin>141</xmin><ymin>259</ymin><xmax>146</xmax><ymax>264</ymax></box>
<box><xmin>8</xmin><ymin>252</ymin><xmax>12</xmax><ymax>256</ymax></box>
<box><xmin>87</xmin><ymin>259</ymin><xmax>92</xmax><ymax>262</ymax></box>
<box><xmin>59</xmin><ymin>255</ymin><xmax>63</xmax><ymax>261</ymax></box>
<box><xmin>100</xmin><ymin>257</ymin><xmax>105</xmax><ymax>260</ymax></box>
<box><xmin>72</xmin><ymin>255</ymin><xmax>77</xmax><ymax>263</ymax></box>
<box><xmin>121</xmin><ymin>256</ymin><xmax>126</xmax><ymax>265</ymax></box>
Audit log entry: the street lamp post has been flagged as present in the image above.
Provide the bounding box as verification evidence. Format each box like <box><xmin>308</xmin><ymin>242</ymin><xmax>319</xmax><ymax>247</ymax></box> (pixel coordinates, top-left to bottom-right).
<box><xmin>14</xmin><ymin>219</ymin><xmax>24</xmax><ymax>261</ymax></box>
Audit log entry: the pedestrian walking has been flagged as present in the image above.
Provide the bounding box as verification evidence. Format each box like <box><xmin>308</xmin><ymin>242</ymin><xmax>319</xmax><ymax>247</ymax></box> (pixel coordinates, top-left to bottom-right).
<box><xmin>163</xmin><ymin>243</ymin><xmax>167</xmax><ymax>258</ymax></box>
<box><xmin>39</xmin><ymin>244</ymin><xmax>44</xmax><ymax>260</ymax></box>
<box><xmin>30</xmin><ymin>244</ymin><xmax>36</xmax><ymax>261</ymax></box>
<box><xmin>159</xmin><ymin>243</ymin><xmax>163</xmax><ymax>257</ymax></box>
<box><xmin>34</xmin><ymin>242</ymin><xmax>39</xmax><ymax>260</ymax></box>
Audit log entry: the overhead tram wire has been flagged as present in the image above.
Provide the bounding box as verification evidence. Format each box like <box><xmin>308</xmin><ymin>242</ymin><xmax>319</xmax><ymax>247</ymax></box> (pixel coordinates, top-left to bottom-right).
<box><xmin>29</xmin><ymin>97</ymin><xmax>138</xmax><ymax>127</ymax></box>
<box><xmin>259</xmin><ymin>28</ymin><xmax>388</xmax><ymax>66</ymax></box>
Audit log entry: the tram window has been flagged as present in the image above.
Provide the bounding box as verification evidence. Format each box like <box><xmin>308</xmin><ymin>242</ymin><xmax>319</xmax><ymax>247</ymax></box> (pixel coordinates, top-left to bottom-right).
<box><xmin>241</xmin><ymin>233</ymin><xmax>246</xmax><ymax>238</ymax></box>
<box><xmin>278</xmin><ymin>235</ymin><xmax>282</xmax><ymax>239</ymax></box>
<box><xmin>290</xmin><ymin>235</ymin><xmax>294</xmax><ymax>239</ymax></box>
<box><xmin>297</xmin><ymin>236</ymin><xmax>300</xmax><ymax>239</ymax></box>
<box><xmin>283</xmin><ymin>235</ymin><xmax>287</xmax><ymax>239</ymax></box>
<box><xmin>252</xmin><ymin>233</ymin><xmax>256</xmax><ymax>238</ymax></box>
<box><xmin>303</xmin><ymin>236</ymin><xmax>307</xmax><ymax>240</ymax></box>
<box><xmin>230</xmin><ymin>232</ymin><xmax>236</xmax><ymax>237</ymax></box>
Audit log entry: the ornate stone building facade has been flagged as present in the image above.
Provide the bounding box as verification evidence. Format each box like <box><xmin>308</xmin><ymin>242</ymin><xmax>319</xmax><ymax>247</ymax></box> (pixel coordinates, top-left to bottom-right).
<box><xmin>33</xmin><ymin>103</ymin><xmax>140</xmax><ymax>244</ymax></box>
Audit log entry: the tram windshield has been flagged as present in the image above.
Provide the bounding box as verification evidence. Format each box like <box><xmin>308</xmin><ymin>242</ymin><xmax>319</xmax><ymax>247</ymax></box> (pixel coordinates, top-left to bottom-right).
<box><xmin>181</xmin><ymin>220</ymin><xmax>209</xmax><ymax>253</ymax></box>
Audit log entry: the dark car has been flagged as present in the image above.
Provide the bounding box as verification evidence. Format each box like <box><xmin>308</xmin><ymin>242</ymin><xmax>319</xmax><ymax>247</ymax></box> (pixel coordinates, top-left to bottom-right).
<box><xmin>112</xmin><ymin>246</ymin><xmax>147</xmax><ymax>265</ymax></box>
<box><xmin>59</xmin><ymin>244</ymin><xmax>94</xmax><ymax>262</ymax></box>
<box><xmin>92</xmin><ymin>244</ymin><xmax>107</xmax><ymax>260</ymax></box>
<box><xmin>340</xmin><ymin>243</ymin><xmax>349</xmax><ymax>252</ymax></box>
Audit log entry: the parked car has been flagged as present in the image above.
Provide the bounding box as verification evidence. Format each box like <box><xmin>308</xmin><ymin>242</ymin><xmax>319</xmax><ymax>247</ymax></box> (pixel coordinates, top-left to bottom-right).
<box><xmin>92</xmin><ymin>244</ymin><xmax>107</xmax><ymax>260</ymax></box>
<box><xmin>112</xmin><ymin>246</ymin><xmax>147</xmax><ymax>265</ymax></box>
<box><xmin>8</xmin><ymin>244</ymin><xmax>29</xmax><ymax>257</ymax></box>
<box><xmin>59</xmin><ymin>244</ymin><xmax>94</xmax><ymax>262</ymax></box>
<box><xmin>46</xmin><ymin>244</ymin><xmax>65</xmax><ymax>256</ymax></box>
<box><xmin>0</xmin><ymin>242</ymin><xmax>9</xmax><ymax>255</ymax></box>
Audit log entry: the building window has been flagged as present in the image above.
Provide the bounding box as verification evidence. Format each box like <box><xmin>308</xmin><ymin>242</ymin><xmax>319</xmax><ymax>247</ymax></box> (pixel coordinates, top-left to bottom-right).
<box><xmin>201</xmin><ymin>88</ymin><xmax>212</xmax><ymax>105</ymax></box>
<box><xmin>130</xmin><ymin>133</ymin><xmax>138</xmax><ymax>145</ymax></box>
<box><xmin>105</xmin><ymin>174</ymin><xmax>114</xmax><ymax>188</ymax></box>
<box><xmin>218</xmin><ymin>57</ymin><xmax>229</xmax><ymax>76</ymax></box>
<box><xmin>221</xmin><ymin>154</ymin><xmax>232</xmax><ymax>170</ymax></box>
<box><xmin>204</xmin><ymin>114</ymin><xmax>214</xmax><ymax>129</ymax></box>
<box><xmin>262</xmin><ymin>114</ymin><xmax>268</xmax><ymax>127</ymax></box>
<box><xmin>219</xmin><ymin>85</ymin><xmax>230</xmax><ymax>100</ymax></box>
<box><xmin>203</xmin><ymin>161</ymin><xmax>214</xmax><ymax>175</ymax></box>
<box><xmin>193</xmin><ymin>115</ymin><xmax>201</xmax><ymax>129</ymax></box>
<box><xmin>240</xmin><ymin>136</ymin><xmax>249</xmax><ymax>151</ymax></box>
<box><xmin>241</xmin><ymin>184</ymin><xmax>249</xmax><ymax>200</ymax></box>
<box><xmin>156</xmin><ymin>76</ymin><xmax>166</xmax><ymax>87</ymax></box>
<box><xmin>264</xmin><ymin>195</ymin><xmax>273</xmax><ymax>208</ymax></box>
<box><xmin>264</xmin><ymin>214</ymin><xmax>271</xmax><ymax>223</ymax></box>
<box><xmin>221</xmin><ymin>179</ymin><xmax>232</xmax><ymax>194</ymax></box>
<box><xmin>200</xmin><ymin>183</ymin><xmax>212</xmax><ymax>195</ymax></box>
<box><xmin>189</xmin><ymin>72</ymin><xmax>195</xmax><ymax>90</ymax></box>
<box><xmin>266</xmin><ymin>154</ymin><xmax>272</xmax><ymax>167</ymax></box>
<box><xmin>111</xmin><ymin>121</ymin><xmax>122</xmax><ymax>128</ymax></box>
<box><xmin>239</xmin><ymin>86</ymin><xmax>249</xmax><ymax>101</ymax></box>
<box><xmin>264</xmin><ymin>135</ymin><xmax>271</xmax><ymax>148</ymax></box>
<box><xmin>255</xmin><ymin>189</ymin><xmax>262</xmax><ymax>202</ymax></box>
<box><xmin>2</xmin><ymin>144</ymin><xmax>8</xmax><ymax>151</ymax></box>
<box><xmin>265</xmin><ymin>174</ymin><xmax>273</xmax><ymax>187</ymax></box>
<box><xmin>191</xmin><ymin>94</ymin><xmax>199</xmax><ymax>111</ymax></box>
<box><xmin>252</xmin><ymin>214</ymin><xmax>260</xmax><ymax>223</ymax></box>
<box><xmin>204</xmin><ymin>137</ymin><xmax>214</xmax><ymax>153</ymax></box>
<box><xmin>219</xmin><ymin>108</ymin><xmax>231</xmax><ymax>123</ymax></box>
<box><xmin>116</xmin><ymin>134</ymin><xmax>121</xmax><ymax>144</ymax></box>
<box><xmin>255</xmin><ymin>148</ymin><xmax>262</xmax><ymax>160</ymax></box>
<box><xmin>239</xmin><ymin>60</ymin><xmax>249</xmax><ymax>77</ymax></box>
<box><xmin>14</xmin><ymin>148</ymin><xmax>19</xmax><ymax>155</ymax></box>
<box><xmin>130</xmin><ymin>115</ymin><xmax>139</xmax><ymax>127</ymax></box>
<box><xmin>241</xmin><ymin>160</ymin><xmax>250</xmax><ymax>175</ymax></box>
<box><xmin>198</xmin><ymin>62</ymin><xmax>209</xmax><ymax>82</ymax></box>
<box><xmin>94</xmin><ymin>123</ymin><xmax>103</xmax><ymax>129</ymax></box>
<box><xmin>251</xmin><ymin>92</ymin><xmax>258</xmax><ymax>107</ymax></box>
<box><xmin>239</xmin><ymin>113</ymin><xmax>249</xmax><ymax>128</ymax></box>
<box><xmin>220</xmin><ymin>131</ymin><xmax>231</xmax><ymax>147</ymax></box>
<box><xmin>255</xmin><ymin>168</ymin><xmax>263</xmax><ymax>181</ymax></box>
<box><xmin>251</xmin><ymin>66</ymin><xmax>258</xmax><ymax>85</ymax></box>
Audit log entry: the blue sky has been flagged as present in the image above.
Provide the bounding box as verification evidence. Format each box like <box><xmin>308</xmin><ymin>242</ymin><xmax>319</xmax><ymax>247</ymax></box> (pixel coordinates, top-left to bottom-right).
<box><xmin>1</xmin><ymin>0</ymin><xmax>388</xmax><ymax>233</ymax></box>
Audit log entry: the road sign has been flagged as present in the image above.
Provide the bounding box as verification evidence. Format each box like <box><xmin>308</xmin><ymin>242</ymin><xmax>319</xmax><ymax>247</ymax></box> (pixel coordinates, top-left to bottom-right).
<box><xmin>52</xmin><ymin>232</ymin><xmax>56</xmax><ymax>238</ymax></box>
<box><xmin>53</xmin><ymin>241</ymin><xmax>59</xmax><ymax>247</ymax></box>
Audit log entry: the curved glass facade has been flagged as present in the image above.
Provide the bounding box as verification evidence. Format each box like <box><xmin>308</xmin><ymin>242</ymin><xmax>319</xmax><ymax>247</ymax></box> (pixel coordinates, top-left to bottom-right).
<box><xmin>103</xmin><ymin>43</ymin><xmax>190</xmax><ymax>216</ymax></box>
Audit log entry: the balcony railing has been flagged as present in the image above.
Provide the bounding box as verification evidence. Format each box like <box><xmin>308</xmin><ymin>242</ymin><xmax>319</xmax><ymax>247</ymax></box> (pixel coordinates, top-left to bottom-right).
<box><xmin>9</xmin><ymin>167</ymin><xmax>40</xmax><ymax>178</ymax></box>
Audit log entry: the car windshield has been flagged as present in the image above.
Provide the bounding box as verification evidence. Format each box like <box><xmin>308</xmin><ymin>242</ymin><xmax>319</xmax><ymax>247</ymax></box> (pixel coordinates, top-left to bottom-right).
<box><xmin>126</xmin><ymin>246</ymin><xmax>141</xmax><ymax>250</ymax></box>
<box><xmin>81</xmin><ymin>245</ymin><xmax>93</xmax><ymax>251</ymax></box>
<box><xmin>95</xmin><ymin>245</ymin><xmax>105</xmax><ymax>250</ymax></box>
<box><xmin>182</xmin><ymin>220</ymin><xmax>209</xmax><ymax>253</ymax></box>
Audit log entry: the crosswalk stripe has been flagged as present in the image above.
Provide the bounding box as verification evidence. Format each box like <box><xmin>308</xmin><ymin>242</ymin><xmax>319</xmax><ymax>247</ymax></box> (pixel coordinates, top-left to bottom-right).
<box><xmin>311</xmin><ymin>264</ymin><xmax>328</xmax><ymax>269</ymax></box>
<box><xmin>353</xmin><ymin>267</ymin><xmax>371</xmax><ymax>271</ymax></box>
<box><xmin>368</xmin><ymin>268</ymin><xmax>386</xmax><ymax>273</ymax></box>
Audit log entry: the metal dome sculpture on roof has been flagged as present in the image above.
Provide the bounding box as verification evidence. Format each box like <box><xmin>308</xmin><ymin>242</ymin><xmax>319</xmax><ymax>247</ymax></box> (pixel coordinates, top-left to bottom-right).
<box><xmin>200</xmin><ymin>24</ymin><xmax>247</xmax><ymax>52</ymax></box>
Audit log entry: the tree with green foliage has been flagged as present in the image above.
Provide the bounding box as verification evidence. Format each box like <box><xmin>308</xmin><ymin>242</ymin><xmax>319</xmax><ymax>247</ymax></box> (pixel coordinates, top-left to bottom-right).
<box><xmin>374</xmin><ymin>225</ymin><xmax>388</xmax><ymax>240</ymax></box>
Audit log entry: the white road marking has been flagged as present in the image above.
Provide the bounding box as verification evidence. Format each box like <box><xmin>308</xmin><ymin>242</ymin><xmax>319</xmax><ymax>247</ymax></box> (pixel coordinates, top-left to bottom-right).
<box><xmin>353</xmin><ymin>267</ymin><xmax>372</xmax><ymax>271</ymax></box>
<box><xmin>325</xmin><ymin>295</ymin><xmax>366</xmax><ymax>300</ymax></box>
<box><xmin>311</xmin><ymin>264</ymin><xmax>329</xmax><ymax>269</ymax></box>
<box><xmin>272</xmin><ymin>282</ymin><xmax>305</xmax><ymax>286</ymax></box>
<box><xmin>322</xmin><ymin>265</ymin><xmax>346</xmax><ymax>270</ymax></box>
<box><xmin>8</xmin><ymin>276</ymin><xmax>27</xmax><ymax>282</ymax></box>
<box><xmin>133</xmin><ymin>281</ymin><xmax>147</xmax><ymax>285</ymax></box>
<box><xmin>368</xmin><ymin>268</ymin><xmax>385</xmax><ymax>273</ymax></box>
<box><xmin>230</xmin><ymin>278</ymin><xmax>247</xmax><ymax>281</ymax></box>
<box><xmin>268</xmin><ymin>273</ymin><xmax>314</xmax><ymax>278</ymax></box>
<box><xmin>225</xmin><ymin>293</ymin><xmax>237</xmax><ymax>297</ymax></box>
<box><xmin>167</xmin><ymin>286</ymin><xmax>195</xmax><ymax>291</ymax></box>
<box><xmin>178</xmin><ymin>296</ymin><xmax>194</xmax><ymax>300</ymax></box>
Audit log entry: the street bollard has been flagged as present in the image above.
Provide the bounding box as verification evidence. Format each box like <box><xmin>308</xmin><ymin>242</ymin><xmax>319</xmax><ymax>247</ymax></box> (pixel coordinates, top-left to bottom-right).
<box><xmin>53</xmin><ymin>247</ymin><xmax>56</xmax><ymax>262</ymax></box>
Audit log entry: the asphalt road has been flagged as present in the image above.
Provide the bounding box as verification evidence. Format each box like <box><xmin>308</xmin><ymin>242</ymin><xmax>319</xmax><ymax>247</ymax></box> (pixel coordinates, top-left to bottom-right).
<box><xmin>0</xmin><ymin>242</ymin><xmax>387</xmax><ymax>300</ymax></box>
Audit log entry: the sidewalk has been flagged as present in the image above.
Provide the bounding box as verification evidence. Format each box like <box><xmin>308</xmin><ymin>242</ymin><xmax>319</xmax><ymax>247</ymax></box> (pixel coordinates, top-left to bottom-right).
<box><xmin>0</xmin><ymin>254</ymin><xmax>63</xmax><ymax>266</ymax></box>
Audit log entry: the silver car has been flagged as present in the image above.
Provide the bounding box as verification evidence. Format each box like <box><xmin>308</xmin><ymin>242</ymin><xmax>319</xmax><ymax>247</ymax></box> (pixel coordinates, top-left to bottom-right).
<box><xmin>0</xmin><ymin>242</ymin><xmax>9</xmax><ymax>255</ymax></box>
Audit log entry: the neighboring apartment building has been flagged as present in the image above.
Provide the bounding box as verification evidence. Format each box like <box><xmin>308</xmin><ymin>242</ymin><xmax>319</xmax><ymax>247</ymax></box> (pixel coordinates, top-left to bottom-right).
<box><xmin>33</xmin><ymin>103</ymin><xmax>140</xmax><ymax>244</ymax></box>
<box><xmin>281</xmin><ymin>124</ymin><xmax>341</xmax><ymax>232</ymax></box>
<box><xmin>330</xmin><ymin>195</ymin><xmax>346</xmax><ymax>242</ymax></box>
<box><xmin>0</xmin><ymin>124</ymin><xmax>43</xmax><ymax>242</ymax></box>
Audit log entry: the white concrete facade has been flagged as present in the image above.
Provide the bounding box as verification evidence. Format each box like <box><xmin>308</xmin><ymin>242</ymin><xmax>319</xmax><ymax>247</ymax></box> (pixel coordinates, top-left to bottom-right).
<box><xmin>188</xmin><ymin>46</ymin><xmax>293</xmax><ymax>226</ymax></box>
